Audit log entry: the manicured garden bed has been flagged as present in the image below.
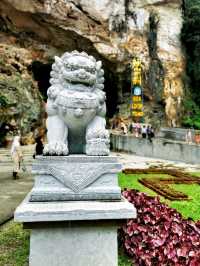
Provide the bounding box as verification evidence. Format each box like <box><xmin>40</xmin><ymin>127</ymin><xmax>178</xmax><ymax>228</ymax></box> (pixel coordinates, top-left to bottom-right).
<box><xmin>118</xmin><ymin>169</ymin><xmax>200</xmax><ymax>265</ymax></box>
<box><xmin>121</xmin><ymin>190</ymin><xmax>200</xmax><ymax>266</ymax></box>
<box><xmin>119</xmin><ymin>170</ymin><xmax>200</xmax><ymax>221</ymax></box>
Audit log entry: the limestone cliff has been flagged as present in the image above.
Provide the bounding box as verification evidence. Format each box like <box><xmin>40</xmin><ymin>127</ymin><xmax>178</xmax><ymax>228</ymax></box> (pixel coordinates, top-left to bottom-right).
<box><xmin>0</xmin><ymin>0</ymin><xmax>185</xmax><ymax>134</ymax></box>
<box><xmin>0</xmin><ymin>43</ymin><xmax>45</xmax><ymax>144</ymax></box>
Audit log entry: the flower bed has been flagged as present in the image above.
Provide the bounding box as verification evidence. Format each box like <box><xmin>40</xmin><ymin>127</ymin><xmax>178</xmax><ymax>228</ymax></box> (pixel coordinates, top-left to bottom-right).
<box><xmin>121</xmin><ymin>189</ymin><xmax>200</xmax><ymax>266</ymax></box>
<box><xmin>122</xmin><ymin>168</ymin><xmax>198</xmax><ymax>178</ymax></box>
<box><xmin>122</xmin><ymin>168</ymin><xmax>200</xmax><ymax>200</ymax></box>
<box><xmin>139</xmin><ymin>179</ymin><xmax>188</xmax><ymax>200</ymax></box>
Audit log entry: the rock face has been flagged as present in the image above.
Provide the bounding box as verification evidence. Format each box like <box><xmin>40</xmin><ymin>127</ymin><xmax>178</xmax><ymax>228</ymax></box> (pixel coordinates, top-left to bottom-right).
<box><xmin>0</xmin><ymin>0</ymin><xmax>185</xmax><ymax>131</ymax></box>
<box><xmin>0</xmin><ymin>43</ymin><xmax>44</xmax><ymax>144</ymax></box>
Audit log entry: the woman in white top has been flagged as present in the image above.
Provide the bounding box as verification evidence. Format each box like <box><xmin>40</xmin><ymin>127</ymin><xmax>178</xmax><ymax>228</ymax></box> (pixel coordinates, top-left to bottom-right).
<box><xmin>11</xmin><ymin>136</ymin><xmax>23</xmax><ymax>179</ymax></box>
<box><xmin>141</xmin><ymin>125</ymin><xmax>147</xmax><ymax>138</ymax></box>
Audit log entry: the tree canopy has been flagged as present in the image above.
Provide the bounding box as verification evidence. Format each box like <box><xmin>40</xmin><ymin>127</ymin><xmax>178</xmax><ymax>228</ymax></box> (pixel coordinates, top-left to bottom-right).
<box><xmin>181</xmin><ymin>0</ymin><xmax>200</xmax><ymax>128</ymax></box>
<box><xmin>182</xmin><ymin>0</ymin><xmax>200</xmax><ymax>103</ymax></box>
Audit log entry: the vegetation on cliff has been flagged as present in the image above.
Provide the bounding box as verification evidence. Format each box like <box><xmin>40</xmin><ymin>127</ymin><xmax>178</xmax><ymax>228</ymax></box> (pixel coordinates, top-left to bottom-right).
<box><xmin>181</xmin><ymin>0</ymin><xmax>200</xmax><ymax>129</ymax></box>
<box><xmin>0</xmin><ymin>44</ymin><xmax>44</xmax><ymax>145</ymax></box>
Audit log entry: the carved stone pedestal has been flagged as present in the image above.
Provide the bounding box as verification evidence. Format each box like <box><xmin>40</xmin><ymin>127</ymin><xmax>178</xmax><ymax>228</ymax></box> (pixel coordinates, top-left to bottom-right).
<box><xmin>30</xmin><ymin>155</ymin><xmax>122</xmax><ymax>201</ymax></box>
<box><xmin>14</xmin><ymin>156</ymin><xmax>136</xmax><ymax>266</ymax></box>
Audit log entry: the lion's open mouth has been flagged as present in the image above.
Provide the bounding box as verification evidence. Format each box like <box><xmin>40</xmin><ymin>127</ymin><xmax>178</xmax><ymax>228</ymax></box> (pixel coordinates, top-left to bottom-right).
<box><xmin>62</xmin><ymin>68</ymin><xmax>96</xmax><ymax>86</ymax></box>
<box><xmin>65</xmin><ymin>76</ymin><xmax>95</xmax><ymax>86</ymax></box>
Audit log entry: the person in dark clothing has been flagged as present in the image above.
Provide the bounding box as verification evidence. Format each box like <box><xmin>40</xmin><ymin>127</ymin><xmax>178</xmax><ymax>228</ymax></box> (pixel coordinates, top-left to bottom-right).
<box><xmin>147</xmin><ymin>125</ymin><xmax>152</xmax><ymax>142</ymax></box>
<box><xmin>33</xmin><ymin>137</ymin><xmax>44</xmax><ymax>158</ymax></box>
<box><xmin>150</xmin><ymin>126</ymin><xmax>155</xmax><ymax>138</ymax></box>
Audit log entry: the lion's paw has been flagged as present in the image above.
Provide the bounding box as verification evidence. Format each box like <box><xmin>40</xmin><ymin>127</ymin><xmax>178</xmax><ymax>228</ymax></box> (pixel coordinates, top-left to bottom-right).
<box><xmin>43</xmin><ymin>142</ymin><xmax>69</xmax><ymax>156</ymax></box>
<box><xmin>86</xmin><ymin>129</ymin><xmax>109</xmax><ymax>141</ymax></box>
<box><xmin>86</xmin><ymin>139</ymin><xmax>110</xmax><ymax>156</ymax></box>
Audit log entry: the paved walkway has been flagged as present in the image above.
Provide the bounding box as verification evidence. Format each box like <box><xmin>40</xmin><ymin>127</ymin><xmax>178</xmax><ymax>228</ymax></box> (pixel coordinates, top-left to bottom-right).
<box><xmin>112</xmin><ymin>151</ymin><xmax>200</xmax><ymax>172</ymax></box>
<box><xmin>0</xmin><ymin>146</ymin><xmax>200</xmax><ymax>225</ymax></box>
<box><xmin>0</xmin><ymin>145</ymin><xmax>34</xmax><ymax>224</ymax></box>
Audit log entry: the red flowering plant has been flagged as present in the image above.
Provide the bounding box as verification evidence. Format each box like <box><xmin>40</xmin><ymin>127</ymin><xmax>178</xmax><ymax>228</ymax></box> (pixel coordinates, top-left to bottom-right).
<box><xmin>121</xmin><ymin>189</ymin><xmax>200</xmax><ymax>266</ymax></box>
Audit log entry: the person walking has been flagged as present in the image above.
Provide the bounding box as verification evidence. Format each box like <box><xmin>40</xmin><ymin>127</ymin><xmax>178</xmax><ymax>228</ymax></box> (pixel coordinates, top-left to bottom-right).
<box><xmin>120</xmin><ymin>121</ymin><xmax>128</xmax><ymax>135</ymax></box>
<box><xmin>150</xmin><ymin>126</ymin><xmax>155</xmax><ymax>139</ymax></box>
<box><xmin>129</xmin><ymin>122</ymin><xmax>134</xmax><ymax>134</ymax></box>
<box><xmin>33</xmin><ymin>136</ymin><xmax>44</xmax><ymax>158</ymax></box>
<box><xmin>134</xmin><ymin>122</ymin><xmax>141</xmax><ymax>138</ymax></box>
<box><xmin>11</xmin><ymin>136</ymin><xmax>23</xmax><ymax>179</ymax></box>
<box><xmin>185</xmin><ymin>129</ymin><xmax>192</xmax><ymax>144</ymax></box>
<box><xmin>147</xmin><ymin>125</ymin><xmax>152</xmax><ymax>143</ymax></box>
<box><xmin>141</xmin><ymin>125</ymin><xmax>147</xmax><ymax>138</ymax></box>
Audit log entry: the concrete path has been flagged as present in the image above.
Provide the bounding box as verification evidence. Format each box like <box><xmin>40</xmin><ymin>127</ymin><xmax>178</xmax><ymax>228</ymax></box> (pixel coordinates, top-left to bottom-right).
<box><xmin>0</xmin><ymin>145</ymin><xmax>200</xmax><ymax>225</ymax></box>
<box><xmin>0</xmin><ymin>145</ymin><xmax>34</xmax><ymax>224</ymax></box>
<box><xmin>112</xmin><ymin>151</ymin><xmax>200</xmax><ymax>172</ymax></box>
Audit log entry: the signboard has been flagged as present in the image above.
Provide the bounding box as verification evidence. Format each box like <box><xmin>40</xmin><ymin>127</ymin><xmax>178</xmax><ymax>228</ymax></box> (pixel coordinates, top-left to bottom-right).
<box><xmin>131</xmin><ymin>58</ymin><xmax>143</xmax><ymax>120</ymax></box>
<box><xmin>131</xmin><ymin>58</ymin><xmax>142</xmax><ymax>86</ymax></box>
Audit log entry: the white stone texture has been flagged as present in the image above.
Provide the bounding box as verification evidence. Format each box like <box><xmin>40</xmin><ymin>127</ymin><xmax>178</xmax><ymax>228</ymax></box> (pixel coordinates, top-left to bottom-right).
<box><xmin>30</xmin><ymin>177</ymin><xmax>121</xmax><ymax>202</ymax></box>
<box><xmin>14</xmin><ymin>195</ymin><xmax>136</xmax><ymax>222</ymax></box>
<box><xmin>156</xmin><ymin>6</ymin><xmax>183</xmax><ymax>60</ymax></box>
<box><xmin>128</xmin><ymin>8</ymin><xmax>149</xmax><ymax>31</ymax></box>
<box><xmin>79</xmin><ymin>0</ymin><xmax>113</xmax><ymax>21</ymax></box>
<box><xmin>44</xmin><ymin>51</ymin><xmax>110</xmax><ymax>156</ymax></box>
<box><xmin>30</xmin><ymin>155</ymin><xmax>121</xmax><ymax>201</ymax></box>
<box><xmin>29</xmin><ymin>225</ymin><xmax>118</xmax><ymax>266</ymax></box>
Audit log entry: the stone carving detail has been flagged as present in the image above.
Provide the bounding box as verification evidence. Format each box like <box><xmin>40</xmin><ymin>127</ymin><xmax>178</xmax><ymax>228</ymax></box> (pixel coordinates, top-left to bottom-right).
<box><xmin>30</xmin><ymin>156</ymin><xmax>122</xmax><ymax>201</ymax></box>
<box><xmin>49</xmin><ymin>163</ymin><xmax>118</xmax><ymax>192</ymax></box>
<box><xmin>43</xmin><ymin>51</ymin><xmax>109</xmax><ymax>156</ymax></box>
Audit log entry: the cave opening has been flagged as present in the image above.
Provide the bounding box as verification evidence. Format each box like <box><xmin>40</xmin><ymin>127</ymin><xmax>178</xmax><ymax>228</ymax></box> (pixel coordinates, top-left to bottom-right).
<box><xmin>30</xmin><ymin>58</ymin><xmax>120</xmax><ymax>119</ymax></box>
<box><xmin>30</xmin><ymin>60</ymin><xmax>53</xmax><ymax>102</ymax></box>
<box><xmin>104</xmin><ymin>66</ymin><xmax>119</xmax><ymax>118</ymax></box>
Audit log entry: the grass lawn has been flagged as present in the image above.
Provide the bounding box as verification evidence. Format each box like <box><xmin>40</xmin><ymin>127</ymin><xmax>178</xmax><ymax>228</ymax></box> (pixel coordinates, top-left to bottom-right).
<box><xmin>119</xmin><ymin>172</ymin><xmax>200</xmax><ymax>221</ymax></box>
<box><xmin>0</xmin><ymin>222</ymin><xmax>29</xmax><ymax>266</ymax></box>
<box><xmin>170</xmin><ymin>184</ymin><xmax>200</xmax><ymax>221</ymax></box>
<box><xmin>118</xmin><ymin>248</ymin><xmax>132</xmax><ymax>266</ymax></box>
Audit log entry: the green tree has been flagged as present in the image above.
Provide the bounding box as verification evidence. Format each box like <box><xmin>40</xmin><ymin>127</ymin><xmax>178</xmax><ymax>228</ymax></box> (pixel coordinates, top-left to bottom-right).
<box><xmin>181</xmin><ymin>0</ymin><xmax>200</xmax><ymax>128</ymax></box>
<box><xmin>182</xmin><ymin>0</ymin><xmax>200</xmax><ymax>104</ymax></box>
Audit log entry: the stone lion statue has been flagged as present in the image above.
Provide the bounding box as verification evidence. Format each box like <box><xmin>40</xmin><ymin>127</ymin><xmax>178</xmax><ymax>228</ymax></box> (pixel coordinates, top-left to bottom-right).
<box><xmin>43</xmin><ymin>51</ymin><xmax>110</xmax><ymax>156</ymax></box>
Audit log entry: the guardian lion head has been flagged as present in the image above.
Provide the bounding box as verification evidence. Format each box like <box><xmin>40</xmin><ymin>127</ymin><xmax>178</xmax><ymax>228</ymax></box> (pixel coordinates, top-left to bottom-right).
<box><xmin>49</xmin><ymin>51</ymin><xmax>104</xmax><ymax>91</ymax></box>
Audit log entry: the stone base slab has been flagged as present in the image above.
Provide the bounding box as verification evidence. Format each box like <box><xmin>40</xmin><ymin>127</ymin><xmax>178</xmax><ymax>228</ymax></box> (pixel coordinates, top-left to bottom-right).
<box><xmin>29</xmin><ymin>223</ymin><xmax>117</xmax><ymax>266</ymax></box>
<box><xmin>15</xmin><ymin>194</ymin><xmax>136</xmax><ymax>223</ymax></box>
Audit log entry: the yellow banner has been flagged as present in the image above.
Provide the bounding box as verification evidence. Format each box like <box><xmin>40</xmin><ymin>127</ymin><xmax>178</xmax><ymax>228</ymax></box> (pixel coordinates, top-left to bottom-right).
<box><xmin>132</xmin><ymin>111</ymin><xmax>144</xmax><ymax>117</ymax></box>
<box><xmin>132</xmin><ymin>103</ymin><xmax>143</xmax><ymax>109</ymax></box>
<box><xmin>132</xmin><ymin>77</ymin><xmax>142</xmax><ymax>86</ymax></box>
<box><xmin>132</xmin><ymin>96</ymin><xmax>142</xmax><ymax>102</ymax></box>
<box><xmin>132</xmin><ymin>58</ymin><xmax>142</xmax><ymax>86</ymax></box>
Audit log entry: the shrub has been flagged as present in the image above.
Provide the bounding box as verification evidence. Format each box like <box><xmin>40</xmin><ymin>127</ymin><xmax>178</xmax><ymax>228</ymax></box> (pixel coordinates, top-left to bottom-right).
<box><xmin>181</xmin><ymin>1</ymin><xmax>200</xmax><ymax>93</ymax></box>
<box><xmin>181</xmin><ymin>1</ymin><xmax>200</xmax><ymax>127</ymax></box>
<box><xmin>181</xmin><ymin>99</ymin><xmax>200</xmax><ymax>129</ymax></box>
<box><xmin>0</xmin><ymin>95</ymin><xmax>8</xmax><ymax>107</ymax></box>
<box><xmin>121</xmin><ymin>189</ymin><xmax>200</xmax><ymax>266</ymax></box>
